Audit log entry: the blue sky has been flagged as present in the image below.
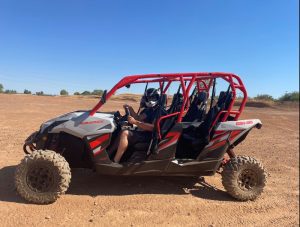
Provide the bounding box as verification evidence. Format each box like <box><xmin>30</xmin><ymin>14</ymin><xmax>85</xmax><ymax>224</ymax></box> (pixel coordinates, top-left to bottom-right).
<box><xmin>0</xmin><ymin>0</ymin><xmax>298</xmax><ymax>98</ymax></box>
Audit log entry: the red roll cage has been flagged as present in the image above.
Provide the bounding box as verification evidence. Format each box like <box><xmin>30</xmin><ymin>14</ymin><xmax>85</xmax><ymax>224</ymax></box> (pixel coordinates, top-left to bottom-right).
<box><xmin>90</xmin><ymin>72</ymin><xmax>247</xmax><ymax>139</ymax></box>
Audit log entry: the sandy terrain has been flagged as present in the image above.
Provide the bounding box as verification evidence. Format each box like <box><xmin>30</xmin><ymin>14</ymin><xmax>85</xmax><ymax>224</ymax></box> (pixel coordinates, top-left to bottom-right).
<box><xmin>0</xmin><ymin>94</ymin><xmax>299</xmax><ymax>226</ymax></box>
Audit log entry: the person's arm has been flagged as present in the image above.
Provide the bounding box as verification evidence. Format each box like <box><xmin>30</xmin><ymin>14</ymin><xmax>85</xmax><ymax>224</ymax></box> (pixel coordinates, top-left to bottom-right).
<box><xmin>123</xmin><ymin>104</ymin><xmax>142</xmax><ymax>120</ymax></box>
<box><xmin>128</xmin><ymin>116</ymin><xmax>154</xmax><ymax>131</ymax></box>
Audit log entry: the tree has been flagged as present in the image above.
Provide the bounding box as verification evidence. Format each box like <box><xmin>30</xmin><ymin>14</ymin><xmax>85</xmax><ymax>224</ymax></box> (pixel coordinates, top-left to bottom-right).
<box><xmin>254</xmin><ymin>94</ymin><xmax>274</xmax><ymax>101</ymax></box>
<box><xmin>279</xmin><ymin>91</ymin><xmax>299</xmax><ymax>102</ymax></box>
<box><xmin>36</xmin><ymin>91</ymin><xmax>44</xmax><ymax>96</ymax></box>
<box><xmin>24</xmin><ymin>89</ymin><xmax>31</xmax><ymax>94</ymax></box>
<box><xmin>91</xmin><ymin>89</ymin><xmax>103</xmax><ymax>96</ymax></box>
<box><xmin>4</xmin><ymin>89</ymin><xmax>17</xmax><ymax>94</ymax></box>
<box><xmin>74</xmin><ymin>92</ymin><xmax>80</xmax><ymax>95</ymax></box>
<box><xmin>81</xmin><ymin>91</ymin><xmax>91</xmax><ymax>95</ymax></box>
<box><xmin>0</xmin><ymin>83</ymin><xmax>3</xmax><ymax>93</ymax></box>
<box><xmin>60</xmin><ymin>89</ymin><xmax>69</xmax><ymax>96</ymax></box>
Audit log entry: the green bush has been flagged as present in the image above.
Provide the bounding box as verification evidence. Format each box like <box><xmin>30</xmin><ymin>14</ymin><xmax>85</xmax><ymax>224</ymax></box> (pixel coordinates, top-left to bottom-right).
<box><xmin>254</xmin><ymin>94</ymin><xmax>274</xmax><ymax>101</ymax></box>
<box><xmin>91</xmin><ymin>89</ymin><xmax>103</xmax><ymax>96</ymax></box>
<box><xmin>81</xmin><ymin>91</ymin><xmax>91</xmax><ymax>95</ymax></box>
<box><xmin>278</xmin><ymin>91</ymin><xmax>299</xmax><ymax>102</ymax></box>
<box><xmin>24</xmin><ymin>89</ymin><xmax>31</xmax><ymax>94</ymax></box>
<box><xmin>0</xmin><ymin>84</ymin><xmax>3</xmax><ymax>93</ymax></box>
<box><xmin>36</xmin><ymin>91</ymin><xmax>44</xmax><ymax>96</ymax></box>
<box><xmin>60</xmin><ymin>89</ymin><xmax>69</xmax><ymax>96</ymax></box>
<box><xmin>4</xmin><ymin>89</ymin><xmax>17</xmax><ymax>94</ymax></box>
<box><xmin>79</xmin><ymin>89</ymin><xmax>103</xmax><ymax>96</ymax></box>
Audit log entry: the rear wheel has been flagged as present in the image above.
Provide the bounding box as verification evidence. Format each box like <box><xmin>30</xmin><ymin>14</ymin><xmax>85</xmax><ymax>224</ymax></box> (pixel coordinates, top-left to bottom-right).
<box><xmin>15</xmin><ymin>150</ymin><xmax>71</xmax><ymax>204</ymax></box>
<box><xmin>221</xmin><ymin>155</ymin><xmax>267</xmax><ymax>201</ymax></box>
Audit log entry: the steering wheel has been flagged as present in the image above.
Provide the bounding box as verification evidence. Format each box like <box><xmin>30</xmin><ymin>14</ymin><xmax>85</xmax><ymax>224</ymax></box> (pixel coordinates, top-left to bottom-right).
<box><xmin>124</xmin><ymin>107</ymin><xmax>133</xmax><ymax>127</ymax></box>
<box><xmin>113</xmin><ymin>107</ymin><xmax>133</xmax><ymax>127</ymax></box>
<box><xmin>124</xmin><ymin>106</ymin><xmax>130</xmax><ymax>117</ymax></box>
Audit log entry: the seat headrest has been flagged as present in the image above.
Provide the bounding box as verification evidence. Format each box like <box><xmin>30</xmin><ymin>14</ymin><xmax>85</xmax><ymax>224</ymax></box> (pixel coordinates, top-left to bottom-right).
<box><xmin>173</xmin><ymin>93</ymin><xmax>183</xmax><ymax>103</ymax></box>
<box><xmin>196</xmin><ymin>91</ymin><xmax>207</xmax><ymax>104</ymax></box>
<box><xmin>160</xmin><ymin>94</ymin><xmax>167</xmax><ymax>107</ymax></box>
<box><xmin>217</xmin><ymin>91</ymin><xmax>226</xmax><ymax>107</ymax></box>
<box><xmin>217</xmin><ymin>91</ymin><xmax>232</xmax><ymax>109</ymax></box>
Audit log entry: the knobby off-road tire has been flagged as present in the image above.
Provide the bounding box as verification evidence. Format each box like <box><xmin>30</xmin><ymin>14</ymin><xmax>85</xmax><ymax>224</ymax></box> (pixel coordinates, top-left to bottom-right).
<box><xmin>15</xmin><ymin>150</ymin><xmax>71</xmax><ymax>204</ymax></box>
<box><xmin>221</xmin><ymin>155</ymin><xmax>267</xmax><ymax>201</ymax></box>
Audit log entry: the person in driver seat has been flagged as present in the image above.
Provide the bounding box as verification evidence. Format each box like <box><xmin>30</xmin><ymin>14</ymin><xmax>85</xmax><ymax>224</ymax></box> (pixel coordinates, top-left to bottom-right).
<box><xmin>112</xmin><ymin>88</ymin><xmax>160</xmax><ymax>165</ymax></box>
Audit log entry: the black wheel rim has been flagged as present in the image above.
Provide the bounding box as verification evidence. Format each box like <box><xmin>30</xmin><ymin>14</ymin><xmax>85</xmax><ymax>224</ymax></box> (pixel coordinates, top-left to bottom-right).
<box><xmin>238</xmin><ymin>169</ymin><xmax>258</xmax><ymax>191</ymax></box>
<box><xmin>26</xmin><ymin>166</ymin><xmax>54</xmax><ymax>193</ymax></box>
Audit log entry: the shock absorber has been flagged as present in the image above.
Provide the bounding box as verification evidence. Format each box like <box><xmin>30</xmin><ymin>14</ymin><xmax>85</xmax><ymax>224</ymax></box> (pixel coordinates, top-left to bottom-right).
<box><xmin>227</xmin><ymin>147</ymin><xmax>236</xmax><ymax>158</ymax></box>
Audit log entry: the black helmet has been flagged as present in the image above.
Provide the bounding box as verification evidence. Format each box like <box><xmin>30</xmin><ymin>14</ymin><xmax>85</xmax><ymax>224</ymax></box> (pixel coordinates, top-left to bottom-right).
<box><xmin>141</xmin><ymin>88</ymin><xmax>160</xmax><ymax>108</ymax></box>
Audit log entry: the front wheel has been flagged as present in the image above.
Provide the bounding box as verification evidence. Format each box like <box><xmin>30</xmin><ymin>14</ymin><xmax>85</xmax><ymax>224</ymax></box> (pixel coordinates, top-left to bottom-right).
<box><xmin>221</xmin><ymin>155</ymin><xmax>267</xmax><ymax>201</ymax></box>
<box><xmin>15</xmin><ymin>150</ymin><xmax>71</xmax><ymax>204</ymax></box>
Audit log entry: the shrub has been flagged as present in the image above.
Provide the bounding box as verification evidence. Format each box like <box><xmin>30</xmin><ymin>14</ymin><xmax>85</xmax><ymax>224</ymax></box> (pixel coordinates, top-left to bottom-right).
<box><xmin>74</xmin><ymin>92</ymin><xmax>80</xmax><ymax>95</ymax></box>
<box><xmin>60</xmin><ymin>89</ymin><xmax>69</xmax><ymax>96</ymax></box>
<box><xmin>36</xmin><ymin>91</ymin><xmax>44</xmax><ymax>96</ymax></box>
<box><xmin>91</xmin><ymin>89</ymin><xmax>103</xmax><ymax>96</ymax></box>
<box><xmin>24</xmin><ymin>89</ymin><xmax>31</xmax><ymax>94</ymax></box>
<box><xmin>278</xmin><ymin>91</ymin><xmax>299</xmax><ymax>102</ymax></box>
<box><xmin>4</xmin><ymin>89</ymin><xmax>17</xmax><ymax>94</ymax></box>
<box><xmin>81</xmin><ymin>91</ymin><xmax>91</xmax><ymax>95</ymax></box>
<box><xmin>0</xmin><ymin>83</ymin><xmax>3</xmax><ymax>93</ymax></box>
<box><xmin>254</xmin><ymin>94</ymin><xmax>274</xmax><ymax>101</ymax></box>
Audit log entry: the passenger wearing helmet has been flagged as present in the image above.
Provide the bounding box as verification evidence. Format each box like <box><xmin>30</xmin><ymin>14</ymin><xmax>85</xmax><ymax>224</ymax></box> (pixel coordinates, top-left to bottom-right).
<box><xmin>112</xmin><ymin>88</ymin><xmax>160</xmax><ymax>164</ymax></box>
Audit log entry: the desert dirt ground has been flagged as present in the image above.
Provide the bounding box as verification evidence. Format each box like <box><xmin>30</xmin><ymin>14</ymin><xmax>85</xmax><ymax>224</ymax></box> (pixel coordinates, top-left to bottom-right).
<box><xmin>0</xmin><ymin>94</ymin><xmax>299</xmax><ymax>226</ymax></box>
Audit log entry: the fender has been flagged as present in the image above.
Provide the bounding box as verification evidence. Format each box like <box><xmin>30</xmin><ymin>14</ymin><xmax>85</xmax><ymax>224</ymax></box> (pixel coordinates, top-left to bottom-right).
<box><xmin>214</xmin><ymin>119</ymin><xmax>262</xmax><ymax>146</ymax></box>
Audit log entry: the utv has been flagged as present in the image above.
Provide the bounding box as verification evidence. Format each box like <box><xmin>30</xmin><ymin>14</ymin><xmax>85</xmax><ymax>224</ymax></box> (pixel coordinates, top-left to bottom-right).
<box><xmin>15</xmin><ymin>72</ymin><xmax>267</xmax><ymax>204</ymax></box>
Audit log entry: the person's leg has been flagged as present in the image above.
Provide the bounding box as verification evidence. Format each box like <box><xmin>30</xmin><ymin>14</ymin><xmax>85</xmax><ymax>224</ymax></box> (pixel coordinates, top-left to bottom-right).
<box><xmin>127</xmin><ymin>132</ymin><xmax>152</xmax><ymax>163</ymax></box>
<box><xmin>113</xmin><ymin>130</ymin><xmax>129</xmax><ymax>163</ymax></box>
<box><xmin>107</xmin><ymin>132</ymin><xmax>121</xmax><ymax>159</ymax></box>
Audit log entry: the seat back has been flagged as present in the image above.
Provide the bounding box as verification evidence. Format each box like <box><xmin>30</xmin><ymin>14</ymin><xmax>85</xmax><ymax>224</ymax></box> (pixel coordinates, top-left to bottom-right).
<box><xmin>194</xmin><ymin>90</ymin><xmax>232</xmax><ymax>139</ymax></box>
<box><xmin>176</xmin><ymin>90</ymin><xmax>233</xmax><ymax>159</ymax></box>
<box><xmin>168</xmin><ymin>93</ymin><xmax>183</xmax><ymax>114</ymax></box>
<box><xmin>183</xmin><ymin>91</ymin><xmax>207</xmax><ymax>122</ymax></box>
<box><xmin>217</xmin><ymin>91</ymin><xmax>233</xmax><ymax>122</ymax></box>
<box><xmin>160</xmin><ymin>93</ymin><xmax>168</xmax><ymax>111</ymax></box>
<box><xmin>126</xmin><ymin>93</ymin><xmax>168</xmax><ymax>162</ymax></box>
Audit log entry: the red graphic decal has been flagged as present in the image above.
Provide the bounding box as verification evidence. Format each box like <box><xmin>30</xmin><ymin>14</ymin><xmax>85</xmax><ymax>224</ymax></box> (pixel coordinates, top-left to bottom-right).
<box><xmin>81</xmin><ymin>120</ymin><xmax>103</xmax><ymax>125</ymax></box>
<box><xmin>229</xmin><ymin>130</ymin><xmax>243</xmax><ymax>141</ymax></box>
<box><xmin>89</xmin><ymin>134</ymin><xmax>110</xmax><ymax>149</ymax></box>
<box><xmin>208</xmin><ymin>140</ymin><xmax>227</xmax><ymax>150</ymax></box>
<box><xmin>93</xmin><ymin>147</ymin><xmax>106</xmax><ymax>156</ymax></box>
<box><xmin>210</xmin><ymin>132</ymin><xmax>230</xmax><ymax>143</ymax></box>
<box><xmin>214</xmin><ymin>130</ymin><xmax>226</xmax><ymax>135</ymax></box>
<box><xmin>236</xmin><ymin>120</ymin><xmax>254</xmax><ymax>126</ymax></box>
<box><xmin>213</xmin><ymin>130</ymin><xmax>228</xmax><ymax>138</ymax></box>
<box><xmin>158</xmin><ymin>131</ymin><xmax>181</xmax><ymax>151</ymax></box>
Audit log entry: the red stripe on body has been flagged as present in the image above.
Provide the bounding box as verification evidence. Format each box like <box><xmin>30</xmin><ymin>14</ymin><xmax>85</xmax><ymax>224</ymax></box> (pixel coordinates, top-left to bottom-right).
<box><xmin>207</xmin><ymin>130</ymin><xmax>244</xmax><ymax>151</ymax></box>
<box><xmin>210</xmin><ymin>132</ymin><xmax>230</xmax><ymax>143</ymax></box>
<box><xmin>208</xmin><ymin>140</ymin><xmax>227</xmax><ymax>150</ymax></box>
<box><xmin>229</xmin><ymin>130</ymin><xmax>243</xmax><ymax>141</ymax></box>
<box><xmin>93</xmin><ymin>147</ymin><xmax>106</xmax><ymax>156</ymax></box>
<box><xmin>158</xmin><ymin>131</ymin><xmax>181</xmax><ymax>151</ymax></box>
<box><xmin>89</xmin><ymin>134</ymin><xmax>110</xmax><ymax>149</ymax></box>
<box><xmin>214</xmin><ymin>130</ymin><xmax>226</xmax><ymax>135</ymax></box>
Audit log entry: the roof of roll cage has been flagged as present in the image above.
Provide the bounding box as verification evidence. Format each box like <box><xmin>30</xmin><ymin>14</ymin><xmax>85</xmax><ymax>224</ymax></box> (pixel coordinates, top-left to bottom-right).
<box><xmin>90</xmin><ymin>72</ymin><xmax>247</xmax><ymax>118</ymax></box>
<box><xmin>117</xmin><ymin>72</ymin><xmax>242</xmax><ymax>83</ymax></box>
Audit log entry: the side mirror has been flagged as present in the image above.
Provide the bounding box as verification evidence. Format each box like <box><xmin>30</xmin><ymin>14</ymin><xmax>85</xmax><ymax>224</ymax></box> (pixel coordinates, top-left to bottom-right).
<box><xmin>101</xmin><ymin>90</ymin><xmax>107</xmax><ymax>103</ymax></box>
